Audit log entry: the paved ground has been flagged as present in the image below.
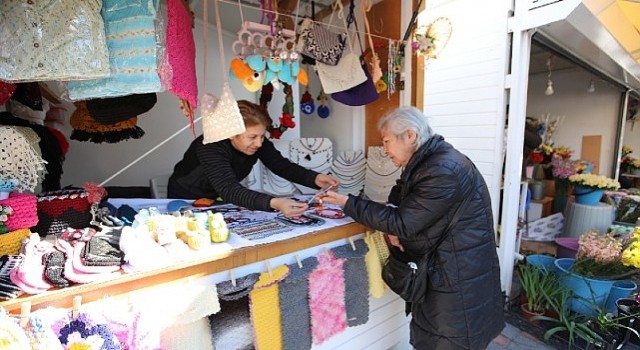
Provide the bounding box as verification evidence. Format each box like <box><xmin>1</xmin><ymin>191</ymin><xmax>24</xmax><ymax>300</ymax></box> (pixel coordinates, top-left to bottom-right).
<box><xmin>488</xmin><ymin>322</ymin><xmax>556</xmax><ymax>350</ymax></box>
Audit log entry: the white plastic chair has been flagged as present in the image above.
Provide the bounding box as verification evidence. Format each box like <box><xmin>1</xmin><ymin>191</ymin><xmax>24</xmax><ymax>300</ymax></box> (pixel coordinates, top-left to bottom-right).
<box><xmin>150</xmin><ymin>174</ymin><xmax>171</xmax><ymax>198</ymax></box>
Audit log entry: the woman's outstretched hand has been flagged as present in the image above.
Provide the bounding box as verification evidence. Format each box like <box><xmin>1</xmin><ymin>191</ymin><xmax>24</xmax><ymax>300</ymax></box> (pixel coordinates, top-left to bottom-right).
<box><xmin>319</xmin><ymin>190</ymin><xmax>348</xmax><ymax>207</ymax></box>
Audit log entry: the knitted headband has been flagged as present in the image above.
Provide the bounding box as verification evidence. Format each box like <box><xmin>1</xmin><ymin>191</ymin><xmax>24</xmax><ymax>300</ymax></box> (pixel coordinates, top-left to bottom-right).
<box><xmin>70</xmin><ymin>101</ymin><xmax>145</xmax><ymax>144</ymax></box>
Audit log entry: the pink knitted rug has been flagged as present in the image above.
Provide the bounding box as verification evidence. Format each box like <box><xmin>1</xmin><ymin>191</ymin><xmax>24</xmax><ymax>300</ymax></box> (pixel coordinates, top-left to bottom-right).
<box><xmin>308</xmin><ymin>251</ymin><xmax>347</xmax><ymax>345</ymax></box>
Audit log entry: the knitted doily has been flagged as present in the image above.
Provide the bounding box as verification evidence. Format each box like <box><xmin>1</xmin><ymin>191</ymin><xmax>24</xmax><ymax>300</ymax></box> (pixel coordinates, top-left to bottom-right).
<box><xmin>0</xmin><ymin>126</ymin><xmax>46</xmax><ymax>192</ymax></box>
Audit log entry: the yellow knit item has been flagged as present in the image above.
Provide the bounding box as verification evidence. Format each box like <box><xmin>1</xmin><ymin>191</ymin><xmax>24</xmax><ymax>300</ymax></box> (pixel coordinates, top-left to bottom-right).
<box><xmin>250</xmin><ymin>265</ymin><xmax>289</xmax><ymax>350</ymax></box>
<box><xmin>365</xmin><ymin>231</ymin><xmax>390</xmax><ymax>298</ymax></box>
<box><xmin>0</xmin><ymin>228</ymin><xmax>31</xmax><ymax>256</ymax></box>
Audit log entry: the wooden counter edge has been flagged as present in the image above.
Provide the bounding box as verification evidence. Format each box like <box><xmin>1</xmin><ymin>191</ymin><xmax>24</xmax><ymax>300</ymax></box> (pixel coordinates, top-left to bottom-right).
<box><xmin>0</xmin><ymin>222</ymin><xmax>368</xmax><ymax>313</ymax></box>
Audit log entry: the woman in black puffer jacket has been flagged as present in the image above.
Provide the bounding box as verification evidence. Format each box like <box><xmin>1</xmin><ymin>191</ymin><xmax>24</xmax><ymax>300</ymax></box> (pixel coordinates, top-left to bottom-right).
<box><xmin>321</xmin><ymin>106</ymin><xmax>504</xmax><ymax>349</ymax></box>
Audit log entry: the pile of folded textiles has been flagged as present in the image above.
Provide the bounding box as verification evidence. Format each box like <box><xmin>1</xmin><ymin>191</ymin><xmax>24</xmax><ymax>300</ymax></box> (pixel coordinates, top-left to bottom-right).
<box><xmin>0</xmin><ymin>228</ymin><xmax>124</xmax><ymax>299</ymax></box>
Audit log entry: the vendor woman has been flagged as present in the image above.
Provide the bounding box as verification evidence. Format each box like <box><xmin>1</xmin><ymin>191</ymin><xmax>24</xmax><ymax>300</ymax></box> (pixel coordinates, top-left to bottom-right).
<box><xmin>167</xmin><ymin>100</ymin><xmax>339</xmax><ymax>217</ymax></box>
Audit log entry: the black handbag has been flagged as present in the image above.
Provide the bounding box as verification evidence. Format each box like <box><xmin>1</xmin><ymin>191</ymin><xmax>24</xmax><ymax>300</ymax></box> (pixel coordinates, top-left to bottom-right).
<box><xmin>381</xmin><ymin>176</ymin><xmax>475</xmax><ymax>303</ymax></box>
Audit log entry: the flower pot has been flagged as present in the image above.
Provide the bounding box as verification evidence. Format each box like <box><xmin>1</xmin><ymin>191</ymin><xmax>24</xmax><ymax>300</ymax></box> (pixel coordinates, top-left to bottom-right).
<box><xmin>605</xmin><ymin>280</ymin><xmax>638</xmax><ymax>314</ymax></box>
<box><xmin>555</xmin><ymin>237</ymin><xmax>579</xmax><ymax>259</ymax></box>
<box><xmin>530</xmin><ymin>181</ymin><xmax>545</xmax><ymax>200</ymax></box>
<box><xmin>554</xmin><ymin>258</ymin><xmax>616</xmax><ymax>316</ymax></box>
<box><xmin>574</xmin><ymin>185</ymin><xmax>605</xmax><ymax>206</ymax></box>
<box><xmin>615</xmin><ymin>298</ymin><xmax>640</xmax><ymax>346</ymax></box>
<box><xmin>525</xmin><ymin>254</ymin><xmax>556</xmax><ymax>272</ymax></box>
<box><xmin>553</xmin><ymin>194</ymin><xmax>569</xmax><ymax>214</ymax></box>
<box><xmin>520</xmin><ymin>303</ymin><xmax>544</xmax><ymax>325</ymax></box>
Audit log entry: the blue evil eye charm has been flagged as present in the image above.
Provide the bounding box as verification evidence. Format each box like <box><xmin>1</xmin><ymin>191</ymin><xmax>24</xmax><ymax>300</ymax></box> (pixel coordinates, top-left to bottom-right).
<box><xmin>301</xmin><ymin>101</ymin><xmax>315</xmax><ymax>115</ymax></box>
<box><xmin>317</xmin><ymin>105</ymin><xmax>330</xmax><ymax>119</ymax></box>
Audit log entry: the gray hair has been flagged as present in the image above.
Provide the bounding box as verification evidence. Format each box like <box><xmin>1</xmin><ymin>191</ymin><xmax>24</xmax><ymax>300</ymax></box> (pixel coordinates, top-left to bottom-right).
<box><xmin>377</xmin><ymin>106</ymin><xmax>433</xmax><ymax>149</ymax></box>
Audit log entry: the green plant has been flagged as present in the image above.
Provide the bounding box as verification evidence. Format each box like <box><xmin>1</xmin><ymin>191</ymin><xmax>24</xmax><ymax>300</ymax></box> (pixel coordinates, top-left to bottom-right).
<box><xmin>533</xmin><ymin>289</ymin><xmax>603</xmax><ymax>348</ymax></box>
<box><xmin>518</xmin><ymin>263</ymin><xmax>560</xmax><ymax>313</ymax></box>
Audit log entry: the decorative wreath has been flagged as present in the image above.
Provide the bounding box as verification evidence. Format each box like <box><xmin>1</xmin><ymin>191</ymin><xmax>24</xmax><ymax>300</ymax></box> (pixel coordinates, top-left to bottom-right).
<box><xmin>263</xmin><ymin>83</ymin><xmax>296</xmax><ymax>139</ymax></box>
<box><xmin>411</xmin><ymin>17</ymin><xmax>452</xmax><ymax>59</ymax></box>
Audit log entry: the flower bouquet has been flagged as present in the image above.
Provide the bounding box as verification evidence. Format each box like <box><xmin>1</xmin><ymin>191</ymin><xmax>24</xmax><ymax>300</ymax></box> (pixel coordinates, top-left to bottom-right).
<box><xmin>572</xmin><ymin>231</ymin><xmax>633</xmax><ymax>279</ymax></box>
<box><xmin>569</xmin><ymin>174</ymin><xmax>621</xmax><ymax>191</ymax></box>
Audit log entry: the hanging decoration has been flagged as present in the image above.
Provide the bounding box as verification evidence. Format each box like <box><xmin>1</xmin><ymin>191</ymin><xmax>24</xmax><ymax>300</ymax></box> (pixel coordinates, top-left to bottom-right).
<box><xmin>411</xmin><ymin>17</ymin><xmax>452</xmax><ymax>59</ymax></box>
<box><xmin>265</xmin><ymin>83</ymin><xmax>296</xmax><ymax>139</ymax></box>
<box><xmin>228</xmin><ymin>1</ymin><xmax>306</xmax><ymax>92</ymax></box>
<box><xmin>301</xmin><ymin>90</ymin><xmax>315</xmax><ymax>115</ymax></box>
<box><xmin>317</xmin><ymin>90</ymin><xmax>330</xmax><ymax>119</ymax></box>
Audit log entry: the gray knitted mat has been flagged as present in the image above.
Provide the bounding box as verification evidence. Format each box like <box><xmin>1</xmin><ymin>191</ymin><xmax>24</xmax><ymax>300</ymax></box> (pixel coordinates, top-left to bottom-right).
<box><xmin>332</xmin><ymin>239</ymin><xmax>370</xmax><ymax>327</ymax></box>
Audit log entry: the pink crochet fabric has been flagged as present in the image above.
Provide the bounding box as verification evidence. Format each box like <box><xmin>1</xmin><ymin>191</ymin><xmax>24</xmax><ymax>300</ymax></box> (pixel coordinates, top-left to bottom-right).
<box><xmin>0</xmin><ymin>193</ymin><xmax>38</xmax><ymax>231</ymax></box>
<box><xmin>9</xmin><ymin>234</ymin><xmax>54</xmax><ymax>294</ymax></box>
<box><xmin>166</xmin><ymin>0</ymin><xmax>198</xmax><ymax>113</ymax></box>
<box><xmin>308</xmin><ymin>251</ymin><xmax>347</xmax><ymax>345</ymax></box>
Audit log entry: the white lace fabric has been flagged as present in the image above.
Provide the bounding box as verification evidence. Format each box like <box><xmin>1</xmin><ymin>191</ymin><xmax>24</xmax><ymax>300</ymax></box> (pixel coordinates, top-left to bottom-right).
<box><xmin>0</xmin><ymin>126</ymin><xmax>46</xmax><ymax>192</ymax></box>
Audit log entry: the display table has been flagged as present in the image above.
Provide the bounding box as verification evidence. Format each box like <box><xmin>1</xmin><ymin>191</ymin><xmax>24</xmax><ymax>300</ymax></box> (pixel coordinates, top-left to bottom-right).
<box><xmin>0</xmin><ymin>199</ymin><xmax>367</xmax><ymax>313</ymax></box>
<box><xmin>562</xmin><ymin>201</ymin><xmax>615</xmax><ymax>238</ymax></box>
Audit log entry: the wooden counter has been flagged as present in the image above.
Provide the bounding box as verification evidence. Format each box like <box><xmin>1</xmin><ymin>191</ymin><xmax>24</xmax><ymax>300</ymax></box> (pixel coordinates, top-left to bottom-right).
<box><xmin>0</xmin><ymin>222</ymin><xmax>367</xmax><ymax>313</ymax></box>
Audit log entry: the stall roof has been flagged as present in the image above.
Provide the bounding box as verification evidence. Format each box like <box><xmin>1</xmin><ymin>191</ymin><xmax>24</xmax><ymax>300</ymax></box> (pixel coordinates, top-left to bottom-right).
<box><xmin>533</xmin><ymin>0</ymin><xmax>640</xmax><ymax>92</ymax></box>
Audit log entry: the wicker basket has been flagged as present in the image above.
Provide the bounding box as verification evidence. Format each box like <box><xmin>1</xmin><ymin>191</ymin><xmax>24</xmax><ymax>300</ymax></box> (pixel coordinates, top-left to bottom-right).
<box><xmin>0</xmin><ymin>228</ymin><xmax>30</xmax><ymax>256</ymax></box>
<box><xmin>0</xmin><ymin>192</ymin><xmax>38</xmax><ymax>231</ymax></box>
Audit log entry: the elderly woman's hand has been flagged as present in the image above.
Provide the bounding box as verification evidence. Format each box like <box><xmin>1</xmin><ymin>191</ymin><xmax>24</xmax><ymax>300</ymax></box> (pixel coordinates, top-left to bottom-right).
<box><xmin>319</xmin><ymin>190</ymin><xmax>348</xmax><ymax>207</ymax></box>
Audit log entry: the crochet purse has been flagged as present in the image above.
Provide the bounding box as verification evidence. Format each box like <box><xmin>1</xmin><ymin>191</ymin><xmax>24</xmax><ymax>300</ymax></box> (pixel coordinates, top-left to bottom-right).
<box><xmin>0</xmin><ymin>192</ymin><xmax>38</xmax><ymax>231</ymax></box>
<box><xmin>201</xmin><ymin>0</ymin><xmax>245</xmax><ymax>143</ymax></box>
<box><xmin>298</xmin><ymin>17</ymin><xmax>346</xmax><ymax>66</ymax></box>
<box><xmin>32</xmin><ymin>189</ymin><xmax>92</xmax><ymax>237</ymax></box>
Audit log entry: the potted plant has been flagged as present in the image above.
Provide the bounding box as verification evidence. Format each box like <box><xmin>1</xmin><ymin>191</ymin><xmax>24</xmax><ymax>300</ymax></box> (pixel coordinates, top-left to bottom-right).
<box><xmin>568</xmin><ymin>174</ymin><xmax>620</xmax><ymax>206</ymax></box>
<box><xmin>518</xmin><ymin>262</ymin><xmax>561</xmax><ymax>323</ymax></box>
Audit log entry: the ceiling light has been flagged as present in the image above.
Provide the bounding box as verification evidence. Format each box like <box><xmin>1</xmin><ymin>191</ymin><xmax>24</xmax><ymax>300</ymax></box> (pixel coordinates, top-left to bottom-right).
<box><xmin>587</xmin><ymin>80</ymin><xmax>595</xmax><ymax>93</ymax></box>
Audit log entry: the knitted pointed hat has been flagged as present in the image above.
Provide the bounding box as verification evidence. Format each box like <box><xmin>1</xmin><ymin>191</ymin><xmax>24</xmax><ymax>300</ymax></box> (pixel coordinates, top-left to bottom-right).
<box><xmin>70</xmin><ymin>101</ymin><xmax>145</xmax><ymax>143</ymax></box>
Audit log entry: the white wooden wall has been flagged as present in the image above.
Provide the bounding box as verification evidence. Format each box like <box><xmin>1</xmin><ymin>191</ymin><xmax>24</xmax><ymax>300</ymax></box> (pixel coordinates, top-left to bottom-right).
<box><xmin>419</xmin><ymin>0</ymin><xmax>511</xmax><ymax>227</ymax></box>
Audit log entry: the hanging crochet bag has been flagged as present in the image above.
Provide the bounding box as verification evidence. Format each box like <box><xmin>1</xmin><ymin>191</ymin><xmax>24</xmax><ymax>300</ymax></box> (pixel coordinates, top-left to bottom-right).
<box><xmin>298</xmin><ymin>17</ymin><xmax>346</xmax><ymax>66</ymax></box>
<box><xmin>32</xmin><ymin>189</ymin><xmax>92</xmax><ymax>237</ymax></box>
<box><xmin>201</xmin><ymin>0</ymin><xmax>245</xmax><ymax>143</ymax></box>
<box><xmin>316</xmin><ymin>2</ymin><xmax>366</xmax><ymax>94</ymax></box>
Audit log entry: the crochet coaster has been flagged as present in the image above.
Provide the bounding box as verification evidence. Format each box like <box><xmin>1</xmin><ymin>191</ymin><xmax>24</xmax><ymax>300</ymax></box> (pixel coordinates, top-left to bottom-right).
<box><xmin>0</xmin><ymin>308</ymin><xmax>31</xmax><ymax>349</ymax></box>
<box><xmin>332</xmin><ymin>239</ymin><xmax>370</xmax><ymax>326</ymax></box>
<box><xmin>52</xmin><ymin>311</ymin><xmax>122</xmax><ymax>350</ymax></box>
<box><xmin>216</xmin><ymin>273</ymin><xmax>260</xmax><ymax>301</ymax></box>
<box><xmin>365</xmin><ymin>231</ymin><xmax>389</xmax><ymax>298</ymax></box>
<box><xmin>43</xmin><ymin>250</ymin><xmax>70</xmax><ymax>288</ymax></box>
<box><xmin>250</xmin><ymin>265</ymin><xmax>290</xmax><ymax>350</ymax></box>
<box><xmin>24</xmin><ymin>315</ymin><xmax>64</xmax><ymax>350</ymax></box>
<box><xmin>309</xmin><ymin>251</ymin><xmax>347</xmax><ymax>345</ymax></box>
<box><xmin>209</xmin><ymin>298</ymin><xmax>254</xmax><ymax>350</ymax></box>
<box><xmin>280</xmin><ymin>256</ymin><xmax>318</xmax><ymax>350</ymax></box>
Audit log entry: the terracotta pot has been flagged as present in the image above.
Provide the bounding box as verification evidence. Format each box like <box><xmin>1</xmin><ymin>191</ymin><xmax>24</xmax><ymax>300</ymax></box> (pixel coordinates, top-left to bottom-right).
<box><xmin>520</xmin><ymin>303</ymin><xmax>544</xmax><ymax>325</ymax></box>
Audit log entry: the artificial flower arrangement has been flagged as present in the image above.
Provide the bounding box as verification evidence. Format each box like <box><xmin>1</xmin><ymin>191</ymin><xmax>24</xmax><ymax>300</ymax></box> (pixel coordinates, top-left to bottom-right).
<box><xmin>568</xmin><ymin>173</ymin><xmax>621</xmax><ymax>191</ymax></box>
<box><xmin>0</xmin><ymin>204</ymin><xmax>12</xmax><ymax>234</ymax></box>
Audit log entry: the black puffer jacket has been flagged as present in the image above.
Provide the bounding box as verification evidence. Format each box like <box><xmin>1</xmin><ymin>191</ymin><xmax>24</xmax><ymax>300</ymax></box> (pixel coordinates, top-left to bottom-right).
<box><xmin>345</xmin><ymin>135</ymin><xmax>504</xmax><ymax>349</ymax></box>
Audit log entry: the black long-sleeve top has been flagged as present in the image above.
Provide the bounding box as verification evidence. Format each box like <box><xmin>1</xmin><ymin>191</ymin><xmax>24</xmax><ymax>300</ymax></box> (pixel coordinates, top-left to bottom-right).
<box><xmin>167</xmin><ymin>135</ymin><xmax>319</xmax><ymax>211</ymax></box>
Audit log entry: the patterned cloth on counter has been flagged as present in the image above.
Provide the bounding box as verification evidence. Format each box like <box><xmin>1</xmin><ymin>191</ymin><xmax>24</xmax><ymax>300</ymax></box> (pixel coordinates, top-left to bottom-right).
<box><xmin>65</xmin><ymin>0</ymin><xmax>162</xmax><ymax>100</ymax></box>
<box><xmin>332</xmin><ymin>239</ymin><xmax>370</xmax><ymax>327</ymax></box>
<box><xmin>309</xmin><ymin>251</ymin><xmax>347</xmax><ymax>345</ymax></box>
<box><xmin>250</xmin><ymin>265</ymin><xmax>290</xmax><ymax>350</ymax></box>
<box><xmin>279</xmin><ymin>256</ymin><xmax>318</xmax><ymax>350</ymax></box>
<box><xmin>0</xmin><ymin>0</ymin><xmax>109</xmax><ymax>82</ymax></box>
